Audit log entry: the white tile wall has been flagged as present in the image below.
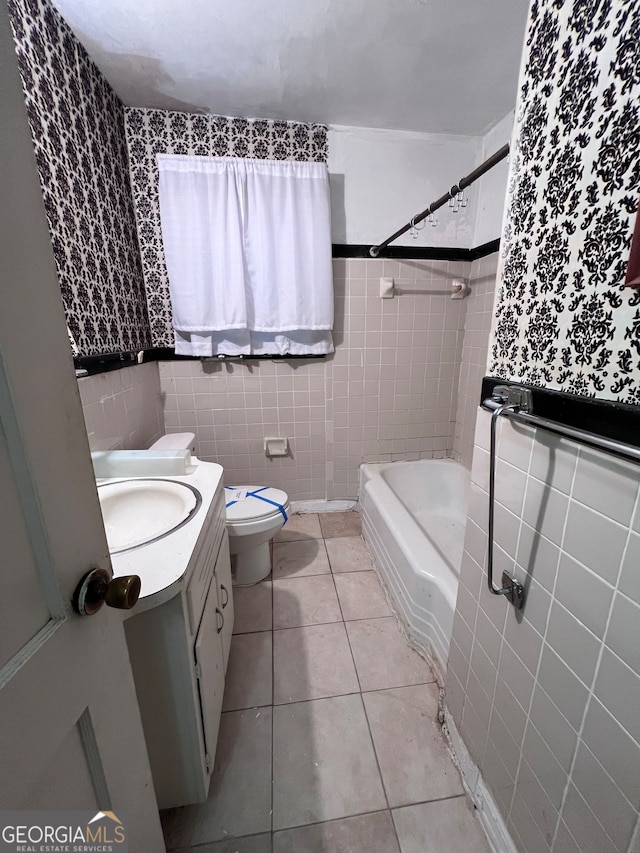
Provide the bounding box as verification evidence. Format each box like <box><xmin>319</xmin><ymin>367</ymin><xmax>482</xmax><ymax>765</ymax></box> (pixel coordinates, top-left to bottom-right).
<box><xmin>332</xmin><ymin>257</ymin><xmax>469</xmax><ymax>496</ymax></box>
<box><xmin>78</xmin><ymin>254</ymin><xmax>497</xmax><ymax>497</ymax></box>
<box><xmin>159</xmin><ymin>256</ymin><xmax>483</xmax><ymax>500</ymax></box>
<box><xmin>159</xmin><ymin>358</ymin><xmax>328</xmax><ymax>500</ymax></box>
<box><xmin>446</xmin><ymin>408</ymin><xmax>640</xmax><ymax>853</ymax></box>
<box><xmin>78</xmin><ymin>362</ymin><xmax>164</xmax><ymax>451</ymax></box>
<box><xmin>452</xmin><ymin>253</ymin><xmax>499</xmax><ymax>469</ymax></box>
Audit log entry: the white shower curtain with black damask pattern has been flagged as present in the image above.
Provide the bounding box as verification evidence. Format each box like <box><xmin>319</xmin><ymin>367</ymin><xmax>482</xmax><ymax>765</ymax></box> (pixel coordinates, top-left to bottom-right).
<box><xmin>157</xmin><ymin>155</ymin><xmax>334</xmax><ymax>356</ymax></box>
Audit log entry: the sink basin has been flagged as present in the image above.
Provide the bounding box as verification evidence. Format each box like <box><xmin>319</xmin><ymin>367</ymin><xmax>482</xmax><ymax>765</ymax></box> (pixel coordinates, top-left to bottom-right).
<box><xmin>98</xmin><ymin>478</ymin><xmax>202</xmax><ymax>553</ymax></box>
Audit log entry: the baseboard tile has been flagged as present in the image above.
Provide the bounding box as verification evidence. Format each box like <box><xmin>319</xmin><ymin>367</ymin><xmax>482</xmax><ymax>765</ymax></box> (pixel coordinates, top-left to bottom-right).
<box><xmin>443</xmin><ymin>709</ymin><xmax>518</xmax><ymax>853</ymax></box>
<box><xmin>290</xmin><ymin>499</ymin><xmax>357</xmax><ymax>514</ymax></box>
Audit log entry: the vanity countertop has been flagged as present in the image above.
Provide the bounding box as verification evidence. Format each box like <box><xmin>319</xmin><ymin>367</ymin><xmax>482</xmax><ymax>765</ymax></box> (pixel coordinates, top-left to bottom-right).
<box><xmin>104</xmin><ymin>458</ymin><xmax>224</xmax><ymax>612</ymax></box>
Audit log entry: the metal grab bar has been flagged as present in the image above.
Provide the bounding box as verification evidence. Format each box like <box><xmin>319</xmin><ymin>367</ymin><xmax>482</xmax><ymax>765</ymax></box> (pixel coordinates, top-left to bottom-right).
<box><xmin>483</xmin><ymin>396</ymin><xmax>640</xmax><ymax>465</ymax></box>
<box><xmin>488</xmin><ymin>404</ymin><xmax>526</xmax><ymax>609</ymax></box>
<box><xmin>369</xmin><ymin>144</ymin><xmax>509</xmax><ymax>257</ymax></box>
<box><xmin>482</xmin><ymin>382</ymin><xmax>640</xmax><ymax>611</ymax></box>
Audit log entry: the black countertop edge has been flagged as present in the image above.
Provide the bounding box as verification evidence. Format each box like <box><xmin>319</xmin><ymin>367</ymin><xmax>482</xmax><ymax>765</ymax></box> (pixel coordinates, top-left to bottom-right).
<box><xmin>74</xmin><ymin>349</ymin><xmax>326</xmax><ymax>376</ymax></box>
<box><xmin>480</xmin><ymin>376</ymin><xmax>640</xmax><ymax>452</ymax></box>
<box><xmin>332</xmin><ymin>239</ymin><xmax>500</xmax><ymax>260</ymax></box>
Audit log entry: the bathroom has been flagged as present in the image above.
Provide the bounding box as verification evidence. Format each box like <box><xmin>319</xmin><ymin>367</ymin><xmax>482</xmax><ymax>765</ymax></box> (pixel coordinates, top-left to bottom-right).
<box><xmin>1</xmin><ymin>0</ymin><xmax>639</xmax><ymax>851</ymax></box>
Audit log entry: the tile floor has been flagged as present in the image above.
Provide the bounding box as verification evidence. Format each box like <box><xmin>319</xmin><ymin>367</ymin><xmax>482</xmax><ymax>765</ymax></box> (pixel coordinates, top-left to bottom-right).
<box><xmin>161</xmin><ymin>511</ymin><xmax>490</xmax><ymax>853</ymax></box>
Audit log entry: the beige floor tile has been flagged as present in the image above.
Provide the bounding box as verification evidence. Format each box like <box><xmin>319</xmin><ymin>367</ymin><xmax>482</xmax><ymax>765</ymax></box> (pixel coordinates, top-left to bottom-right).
<box><xmin>363</xmin><ymin>685</ymin><xmax>464</xmax><ymax>807</ymax></box>
<box><xmin>273</xmin><ymin>622</ymin><xmax>360</xmax><ymax>704</ymax></box>
<box><xmin>393</xmin><ymin>797</ymin><xmax>491</xmax><ymax>853</ymax></box>
<box><xmin>273</xmin><ymin>574</ymin><xmax>342</xmax><ymax>629</ymax></box>
<box><xmin>334</xmin><ymin>571</ymin><xmax>392</xmax><ymax>620</ymax></box>
<box><xmin>346</xmin><ymin>618</ymin><xmax>434</xmax><ymax>691</ymax></box>
<box><xmin>273</xmin><ymin>539</ymin><xmax>330</xmax><ymax>579</ymax></box>
<box><xmin>272</xmin><ymin>694</ymin><xmax>387</xmax><ymax>829</ymax></box>
<box><xmin>319</xmin><ymin>511</ymin><xmax>362</xmax><ymax>538</ymax></box>
<box><xmin>274</xmin><ymin>811</ymin><xmax>400</xmax><ymax>853</ymax></box>
<box><xmin>171</xmin><ymin>833</ymin><xmax>272</xmax><ymax>853</ymax></box>
<box><xmin>275</xmin><ymin>512</ymin><xmax>322</xmax><ymax>541</ymax></box>
<box><xmin>161</xmin><ymin>708</ymin><xmax>272</xmax><ymax>847</ymax></box>
<box><xmin>222</xmin><ymin>632</ymin><xmax>273</xmax><ymax>711</ymax></box>
<box><xmin>232</xmin><ymin>581</ymin><xmax>272</xmax><ymax>634</ymax></box>
<box><xmin>326</xmin><ymin>535</ymin><xmax>376</xmax><ymax>572</ymax></box>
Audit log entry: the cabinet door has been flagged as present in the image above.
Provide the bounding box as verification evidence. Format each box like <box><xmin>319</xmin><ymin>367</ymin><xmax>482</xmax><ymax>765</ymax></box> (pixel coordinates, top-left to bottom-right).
<box><xmin>194</xmin><ymin>582</ymin><xmax>226</xmax><ymax>777</ymax></box>
<box><xmin>215</xmin><ymin>531</ymin><xmax>234</xmax><ymax>670</ymax></box>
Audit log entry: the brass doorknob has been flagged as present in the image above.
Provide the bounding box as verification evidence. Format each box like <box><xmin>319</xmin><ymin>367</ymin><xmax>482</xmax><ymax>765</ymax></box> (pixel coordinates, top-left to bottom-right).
<box><xmin>73</xmin><ymin>568</ymin><xmax>141</xmax><ymax>616</ymax></box>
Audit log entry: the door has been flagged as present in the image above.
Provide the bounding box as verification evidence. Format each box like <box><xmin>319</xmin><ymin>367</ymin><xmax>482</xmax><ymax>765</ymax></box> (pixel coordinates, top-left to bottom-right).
<box><xmin>0</xmin><ymin>5</ymin><xmax>164</xmax><ymax>849</ymax></box>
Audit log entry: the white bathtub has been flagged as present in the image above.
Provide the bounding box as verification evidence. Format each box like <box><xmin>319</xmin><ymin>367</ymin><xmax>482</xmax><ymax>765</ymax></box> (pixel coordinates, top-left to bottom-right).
<box><xmin>359</xmin><ymin>459</ymin><xmax>470</xmax><ymax>677</ymax></box>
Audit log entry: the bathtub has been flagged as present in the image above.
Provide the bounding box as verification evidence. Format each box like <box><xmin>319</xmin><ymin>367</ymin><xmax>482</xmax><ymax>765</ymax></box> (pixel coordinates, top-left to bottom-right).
<box><xmin>359</xmin><ymin>460</ymin><xmax>470</xmax><ymax>677</ymax></box>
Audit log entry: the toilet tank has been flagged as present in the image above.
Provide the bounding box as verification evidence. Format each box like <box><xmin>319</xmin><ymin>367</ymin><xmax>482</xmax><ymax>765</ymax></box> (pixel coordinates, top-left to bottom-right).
<box><xmin>150</xmin><ymin>432</ymin><xmax>197</xmax><ymax>456</ymax></box>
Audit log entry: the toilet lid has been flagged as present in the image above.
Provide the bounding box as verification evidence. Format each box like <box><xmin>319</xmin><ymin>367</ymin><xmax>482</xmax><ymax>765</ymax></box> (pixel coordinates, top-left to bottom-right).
<box><xmin>224</xmin><ymin>486</ymin><xmax>289</xmax><ymax>522</ymax></box>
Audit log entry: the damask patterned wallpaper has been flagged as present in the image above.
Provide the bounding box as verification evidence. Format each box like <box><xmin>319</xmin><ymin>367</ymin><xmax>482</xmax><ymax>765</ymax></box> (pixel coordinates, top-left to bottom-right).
<box><xmin>489</xmin><ymin>0</ymin><xmax>640</xmax><ymax>403</ymax></box>
<box><xmin>7</xmin><ymin>0</ymin><xmax>151</xmax><ymax>356</ymax></box>
<box><xmin>125</xmin><ymin>109</ymin><xmax>328</xmax><ymax>347</ymax></box>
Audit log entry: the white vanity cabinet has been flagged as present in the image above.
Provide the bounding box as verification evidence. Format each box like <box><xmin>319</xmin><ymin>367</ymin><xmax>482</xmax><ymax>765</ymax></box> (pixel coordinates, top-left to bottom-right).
<box><xmin>123</xmin><ymin>484</ymin><xmax>234</xmax><ymax>810</ymax></box>
<box><xmin>215</xmin><ymin>532</ymin><xmax>234</xmax><ymax>668</ymax></box>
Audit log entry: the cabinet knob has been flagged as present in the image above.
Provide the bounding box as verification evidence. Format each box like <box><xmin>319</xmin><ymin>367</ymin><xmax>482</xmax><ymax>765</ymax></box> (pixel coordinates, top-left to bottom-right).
<box><xmin>73</xmin><ymin>568</ymin><xmax>141</xmax><ymax>616</ymax></box>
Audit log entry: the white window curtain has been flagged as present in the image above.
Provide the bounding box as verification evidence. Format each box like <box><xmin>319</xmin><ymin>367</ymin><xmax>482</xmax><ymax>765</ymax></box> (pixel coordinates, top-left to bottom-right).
<box><xmin>157</xmin><ymin>155</ymin><xmax>334</xmax><ymax>356</ymax></box>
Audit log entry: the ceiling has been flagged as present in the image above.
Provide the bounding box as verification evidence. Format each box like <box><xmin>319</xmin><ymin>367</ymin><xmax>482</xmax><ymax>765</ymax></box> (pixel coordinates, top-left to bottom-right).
<box><xmin>51</xmin><ymin>0</ymin><xmax>530</xmax><ymax>136</ymax></box>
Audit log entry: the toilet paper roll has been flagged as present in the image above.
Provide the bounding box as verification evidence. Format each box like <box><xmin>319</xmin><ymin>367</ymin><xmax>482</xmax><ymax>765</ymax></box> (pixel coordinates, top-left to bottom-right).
<box><xmin>264</xmin><ymin>436</ymin><xmax>289</xmax><ymax>457</ymax></box>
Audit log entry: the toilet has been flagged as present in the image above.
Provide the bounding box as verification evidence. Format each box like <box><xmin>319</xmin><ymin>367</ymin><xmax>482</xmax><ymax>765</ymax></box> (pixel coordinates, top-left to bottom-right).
<box><xmin>224</xmin><ymin>485</ymin><xmax>290</xmax><ymax>585</ymax></box>
<box><xmin>149</xmin><ymin>432</ymin><xmax>290</xmax><ymax>586</ymax></box>
<box><xmin>150</xmin><ymin>431</ymin><xmax>198</xmax><ymax>456</ymax></box>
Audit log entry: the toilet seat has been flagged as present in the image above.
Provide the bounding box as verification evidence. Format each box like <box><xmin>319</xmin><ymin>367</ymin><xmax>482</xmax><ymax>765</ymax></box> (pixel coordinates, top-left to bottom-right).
<box><xmin>225</xmin><ymin>486</ymin><xmax>289</xmax><ymax>528</ymax></box>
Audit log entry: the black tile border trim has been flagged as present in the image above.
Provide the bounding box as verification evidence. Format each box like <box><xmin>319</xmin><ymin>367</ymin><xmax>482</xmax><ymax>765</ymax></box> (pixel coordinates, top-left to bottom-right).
<box><xmin>74</xmin><ymin>350</ymin><xmax>139</xmax><ymax>376</ymax></box>
<box><xmin>331</xmin><ymin>239</ymin><xmax>500</xmax><ymax>261</ymax></box>
<box><xmin>74</xmin><ymin>349</ymin><xmax>326</xmax><ymax>376</ymax></box>
<box><xmin>74</xmin><ymin>240</ymin><xmax>501</xmax><ymax>375</ymax></box>
<box><xmin>480</xmin><ymin>376</ymin><xmax>640</xmax><ymax>452</ymax></box>
<box><xmin>467</xmin><ymin>239</ymin><xmax>502</xmax><ymax>260</ymax></box>
<box><xmin>147</xmin><ymin>348</ymin><xmax>325</xmax><ymax>363</ymax></box>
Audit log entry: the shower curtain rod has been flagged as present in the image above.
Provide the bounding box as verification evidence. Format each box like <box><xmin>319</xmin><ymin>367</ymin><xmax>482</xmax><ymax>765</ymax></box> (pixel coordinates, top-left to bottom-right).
<box><xmin>369</xmin><ymin>143</ymin><xmax>510</xmax><ymax>257</ymax></box>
